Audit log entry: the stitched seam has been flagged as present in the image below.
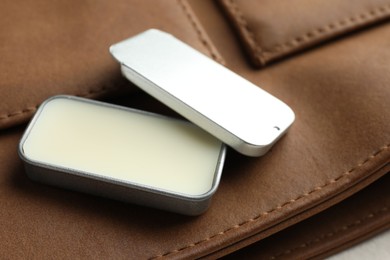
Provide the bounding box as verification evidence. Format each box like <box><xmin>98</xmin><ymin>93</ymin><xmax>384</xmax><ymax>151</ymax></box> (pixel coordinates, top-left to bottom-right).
<box><xmin>150</xmin><ymin>144</ymin><xmax>390</xmax><ymax>259</ymax></box>
<box><xmin>270</xmin><ymin>206</ymin><xmax>389</xmax><ymax>259</ymax></box>
<box><xmin>262</xmin><ymin>4</ymin><xmax>390</xmax><ymax>58</ymax></box>
<box><xmin>0</xmin><ymin>85</ymin><xmax>112</xmax><ymax>121</ymax></box>
<box><xmin>178</xmin><ymin>0</ymin><xmax>221</xmax><ymax>63</ymax></box>
<box><xmin>0</xmin><ymin>106</ymin><xmax>39</xmax><ymax>120</ymax></box>
<box><xmin>225</xmin><ymin>1</ymin><xmax>390</xmax><ymax>63</ymax></box>
<box><xmin>223</xmin><ymin>0</ymin><xmax>265</xmax><ymax>65</ymax></box>
<box><xmin>1</xmin><ymin>0</ymin><xmax>219</xmax><ymax>125</ymax></box>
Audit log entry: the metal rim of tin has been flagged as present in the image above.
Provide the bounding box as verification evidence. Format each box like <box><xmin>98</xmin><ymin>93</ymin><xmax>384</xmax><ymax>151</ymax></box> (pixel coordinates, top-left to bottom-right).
<box><xmin>18</xmin><ymin>95</ymin><xmax>226</xmax><ymax>202</ymax></box>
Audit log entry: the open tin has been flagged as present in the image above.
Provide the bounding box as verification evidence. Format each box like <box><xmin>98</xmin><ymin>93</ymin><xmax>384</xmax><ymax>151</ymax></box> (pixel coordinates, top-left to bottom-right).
<box><xmin>19</xmin><ymin>95</ymin><xmax>226</xmax><ymax>215</ymax></box>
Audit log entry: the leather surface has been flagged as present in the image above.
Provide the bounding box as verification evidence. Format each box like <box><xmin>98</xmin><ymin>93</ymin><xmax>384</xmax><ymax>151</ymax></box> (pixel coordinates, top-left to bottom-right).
<box><xmin>224</xmin><ymin>174</ymin><xmax>390</xmax><ymax>259</ymax></box>
<box><xmin>0</xmin><ymin>0</ymin><xmax>389</xmax><ymax>259</ymax></box>
<box><xmin>218</xmin><ymin>0</ymin><xmax>390</xmax><ymax>67</ymax></box>
<box><xmin>0</xmin><ymin>0</ymin><xmax>220</xmax><ymax>130</ymax></box>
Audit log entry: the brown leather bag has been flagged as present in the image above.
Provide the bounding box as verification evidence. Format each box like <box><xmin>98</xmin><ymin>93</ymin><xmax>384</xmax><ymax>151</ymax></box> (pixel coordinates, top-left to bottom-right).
<box><xmin>1</xmin><ymin>0</ymin><xmax>389</xmax><ymax>258</ymax></box>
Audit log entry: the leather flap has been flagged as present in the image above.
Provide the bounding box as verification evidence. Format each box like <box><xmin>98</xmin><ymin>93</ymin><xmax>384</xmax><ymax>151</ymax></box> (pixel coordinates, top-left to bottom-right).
<box><xmin>218</xmin><ymin>0</ymin><xmax>390</xmax><ymax>67</ymax></box>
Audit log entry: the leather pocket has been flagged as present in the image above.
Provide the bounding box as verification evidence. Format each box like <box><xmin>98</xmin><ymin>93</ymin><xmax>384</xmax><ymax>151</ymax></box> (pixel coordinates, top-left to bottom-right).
<box><xmin>218</xmin><ymin>0</ymin><xmax>390</xmax><ymax>67</ymax></box>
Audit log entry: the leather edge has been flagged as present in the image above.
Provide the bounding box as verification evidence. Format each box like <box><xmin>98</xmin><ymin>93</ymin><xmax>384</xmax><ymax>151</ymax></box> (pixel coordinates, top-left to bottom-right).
<box><xmin>203</xmin><ymin>166</ymin><xmax>390</xmax><ymax>259</ymax></box>
<box><xmin>149</xmin><ymin>145</ymin><xmax>390</xmax><ymax>258</ymax></box>
<box><xmin>218</xmin><ymin>0</ymin><xmax>390</xmax><ymax>67</ymax></box>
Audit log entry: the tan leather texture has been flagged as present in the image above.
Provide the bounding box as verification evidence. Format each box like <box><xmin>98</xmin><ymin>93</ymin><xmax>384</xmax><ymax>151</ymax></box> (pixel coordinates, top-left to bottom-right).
<box><xmin>1</xmin><ymin>0</ymin><xmax>389</xmax><ymax>259</ymax></box>
<box><xmin>218</xmin><ymin>0</ymin><xmax>390</xmax><ymax>67</ymax></box>
<box><xmin>0</xmin><ymin>0</ymin><xmax>220</xmax><ymax>130</ymax></box>
<box><xmin>224</xmin><ymin>174</ymin><xmax>390</xmax><ymax>259</ymax></box>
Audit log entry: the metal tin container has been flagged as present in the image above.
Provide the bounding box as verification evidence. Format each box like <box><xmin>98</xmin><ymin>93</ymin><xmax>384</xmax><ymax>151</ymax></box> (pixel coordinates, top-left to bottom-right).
<box><xmin>110</xmin><ymin>29</ymin><xmax>295</xmax><ymax>156</ymax></box>
<box><xmin>19</xmin><ymin>95</ymin><xmax>226</xmax><ymax>215</ymax></box>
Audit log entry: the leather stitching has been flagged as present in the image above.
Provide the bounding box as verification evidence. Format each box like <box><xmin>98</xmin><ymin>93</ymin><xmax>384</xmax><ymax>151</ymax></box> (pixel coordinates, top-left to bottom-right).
<box><xmin>261</xmin><ymin>4</ymin><xmax>390</xmax><ymax>60</ymax></box>
<box><xmin>270</xmin><ymin>206</ymin><xmax>389</xmax><ymax>259</ymax></box>
<box><xmin>0</xmin><ymin>0</ymin><xmax>222</xmax><ymax>127</ymax></box>
<box><xmin>223</xmin><ymin>0</ymin><xmax>390</xmax><ymax>65</ymax></box>
<box><xmin>0</xmin><ymin>85</ymin><xmax>112</xmax><ymax>123</ymax></box>
<box><xmin>0</xmin><ymin>106</ymin><xmax>38</xmax><ymax>120</ymax></box>
<box><xmin>151</xmin><ymin>144</ymin><xmax>390</xmax><ymax>259</ymax></box>
<box><xmin>223</xmin><ymin>0</ymin><xmax>265</xmax><ymax>64</ymax></box>
<box><xmin>178</xmin><ymin>0</ymin><xmax>223</xmax><ymax>64</ymax></box>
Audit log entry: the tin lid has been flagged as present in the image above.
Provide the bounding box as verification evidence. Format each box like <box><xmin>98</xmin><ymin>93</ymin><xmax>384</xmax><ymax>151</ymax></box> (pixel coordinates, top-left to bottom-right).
<box><xmin>110</xmin><ymin>29</ymin><xmax>295</xmax><ymax>156</ymax></box>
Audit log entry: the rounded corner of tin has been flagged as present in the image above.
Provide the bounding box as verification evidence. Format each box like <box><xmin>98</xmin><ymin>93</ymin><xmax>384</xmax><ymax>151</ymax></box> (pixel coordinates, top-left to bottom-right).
<box><xmin>184</xmin><ymin>143</ymin><xmax>226</xmax><ymax>203</ymax></box>
<box><xmin>41</xmin><ymin>94</ymin><xmax>69</xmax><ymax>105</ymax></box>
<box><xmin>17</xmin><ymin>140</ymin><xmax>29</xmax><ymax>164</ymax></box>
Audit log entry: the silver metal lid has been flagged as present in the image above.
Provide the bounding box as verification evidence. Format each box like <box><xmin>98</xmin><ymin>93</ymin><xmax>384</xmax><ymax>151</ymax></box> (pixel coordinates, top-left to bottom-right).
<box><xmin>110</xmin><ymin>29</ymin><xmax>295</xmax><ymax>156</ymax></box>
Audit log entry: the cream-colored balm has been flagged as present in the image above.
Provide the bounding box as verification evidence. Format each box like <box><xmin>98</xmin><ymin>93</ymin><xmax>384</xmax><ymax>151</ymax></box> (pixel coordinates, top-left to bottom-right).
<box><xmin>19</xmin><ymin>96</ymin><xmax>225</xmax><ymax>215</ymax></box>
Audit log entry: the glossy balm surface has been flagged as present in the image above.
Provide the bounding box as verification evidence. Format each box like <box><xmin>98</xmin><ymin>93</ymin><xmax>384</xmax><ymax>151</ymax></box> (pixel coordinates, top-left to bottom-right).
<box><xmin>20</xmin><ymin>96</ymin><xmax>224</xmax><ymax>196</ymax></box>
